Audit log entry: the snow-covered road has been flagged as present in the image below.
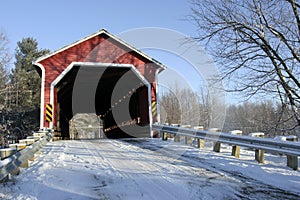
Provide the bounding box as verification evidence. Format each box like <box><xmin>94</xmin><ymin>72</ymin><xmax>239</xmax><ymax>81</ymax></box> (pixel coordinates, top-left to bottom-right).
<box><xmin>1</xmin><ymin>138</ymin><xmax>300</xmax><ymax>199</ymax></box>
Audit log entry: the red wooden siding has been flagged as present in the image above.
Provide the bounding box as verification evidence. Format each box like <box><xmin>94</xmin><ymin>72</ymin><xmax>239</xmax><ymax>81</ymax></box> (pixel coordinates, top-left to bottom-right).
<box><xmin>37</xmin><ymin>32</ymin><xmax>160</xmax><ymax>127</ymax></box>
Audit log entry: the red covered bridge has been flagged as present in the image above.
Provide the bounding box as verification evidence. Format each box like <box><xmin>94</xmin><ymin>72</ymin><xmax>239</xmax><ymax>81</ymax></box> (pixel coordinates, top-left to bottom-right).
<box><xmin>33</xmin><ymin>29</ymin><xmax>165</xmax><ymax>138</ymax></box>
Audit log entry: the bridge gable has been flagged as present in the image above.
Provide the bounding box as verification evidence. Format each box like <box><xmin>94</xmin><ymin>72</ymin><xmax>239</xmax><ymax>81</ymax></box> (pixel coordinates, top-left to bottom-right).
<box><xmin>33</xmin><ymin>29</ymin><xmax>164</xmax><ymax>131</ymax></box>
<box><xmin>37</xmin><ymin>29</ymin><xmax>162</xmax><ymax>86</ymax></box>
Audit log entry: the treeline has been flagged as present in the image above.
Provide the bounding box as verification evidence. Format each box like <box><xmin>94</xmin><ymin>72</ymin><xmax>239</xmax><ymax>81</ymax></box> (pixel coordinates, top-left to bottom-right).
<box><xmin>159</xmin><ymin>87</ymin><xmax>212</xmax><ymax>129</ymax></box>
<box><xmin>159</xmin><ymin>87</ymin><xmax>299</xmax><ymax>137</ymax></box>
<box><xmin>0</xmin><ymin>33</ymin><xmax>49</xmax><ymax>111</ymax></box>
<box><xmin>0</xmin><ymin>31</ymin><xmax>49</xmax><ymax>140</ymax></box>
<box><xmin>224</xmin><ymin>102</ymin><xmax>297</xmax><ymax>137</ymax></box>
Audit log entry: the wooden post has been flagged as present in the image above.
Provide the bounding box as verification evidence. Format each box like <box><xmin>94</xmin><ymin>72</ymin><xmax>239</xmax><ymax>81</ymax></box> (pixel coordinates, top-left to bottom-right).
<box><xmin>27</xmin><ymin>136</ymin><xmax>40</xmax><ymax>142</ymax></box>
<box><xmin>17</xmin><ymin>143</ymin><xmax>29</xmax><ymax>168</ymax></box>
<box><xmin>157</xmin><ymin>130</ymin><xmax>162</xmax><ymax>138</ymax></box>
<box><xmin>230</xmin><ymin>130</ymin><xmax>242</xmax><ymax>158</ymax></box>
<box><xmin>0</xmin><ymin>148</ymin><xmax>20</xmax><ymax>181</ymax></box>
<box><xmin>249</xmin><ymin>132</ymin><xmax>265</xmax><ymax>163</ymax></box>
<box><xmin>9</xmin><ymin>143</ymin><xmax>29</xmax><ymax>168</ymax></box>
<box><xmin>0</xmin><ymin>148</ymin><xmax>17</xmax><ymax>160</ymax></box>
<box><xmin>210</xmin><ymin>128</ymin><xmax>221</xmax><ymax>152</ymax></box>
<box><xmin>162</xmin><ymin>132</ymin><xmax>168</xmax><ymax>141</ymax></box>
<box><xmin>20</xmin><ymin>139</ymin><xmax>36</xmax><ymax>161</ymax></box>
<box><xmin>33</xmin><ymin>132</ymin><xmax>46</xmax><ymax>138</ymax></box>
<box><xmin>255</xmin><ymin>148</ymin><xmax>264</xmax><ymax>164</ymax></box>
<box><xmin>9</xmin><ymin>143</ymin><xmax>26</xmax><ymax>151</ymax></box>
<box><xmin>182</xmin><ymin>125</ymin><xmax>192</xmax><ymax>144</ymax></box>
<box><xmin>174</xmin><ymin>134</ymin><xmax>180</xmax><ymax>142</ymax></box>
<box><xmin>286</xmin><ymin>136</ymin><xmax>298</xmax><ymax>170</ymax></box>
<box><xmin>194</xmin><ymin>126</ymin><xmax>204</xmax><ymax>148</ymax></box>
<box><xmin>19</xmin><ymin>139</ymin><xmax>35</xmax><ymax>146</ymax></box>
<box><xmin>20</xmin><ymin>160</ymin><xmax>29</xmax><ymax>168</ymax></box>
<box><xmin>171</xmin><ymin>124</ymin><xmax>180</xmax><ymax>142</ymax></box>
<box><xmin>185</xmin><ymin>136</ymin><xmax>190</xmax><ymax>144</ymax></box>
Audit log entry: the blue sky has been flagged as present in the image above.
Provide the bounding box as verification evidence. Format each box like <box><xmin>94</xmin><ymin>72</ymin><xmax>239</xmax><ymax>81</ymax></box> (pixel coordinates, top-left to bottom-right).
<box><xmin>0</xmin><ymin>1</ymin><xmax>207</xmax><ymax>89</ymax></box>
<box><xmin>0</xmin><ymin>0</ymin><xmax>194</xmax><ymax>53</ymax></box>
<box><xmin>0</xmin><ymin>0</ymin><xmax>238</xmax><ymax>103</ymax></box>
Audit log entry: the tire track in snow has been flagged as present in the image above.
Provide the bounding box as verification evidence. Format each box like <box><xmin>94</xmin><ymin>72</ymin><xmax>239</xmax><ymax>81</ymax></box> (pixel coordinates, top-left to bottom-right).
<box><xmin>85</xmin><ymin>139</ymin><xmax>181</xmax><ymax>200</ymax></box>
<box><xmin>86</xmin><ymin>139</ymin><xmax>239</xmax><ymax>199</ymax></box>
<box><xmin>111</xmin><ymin>139</ymin><xmax>242</xmax><ymax>198</ymax></box>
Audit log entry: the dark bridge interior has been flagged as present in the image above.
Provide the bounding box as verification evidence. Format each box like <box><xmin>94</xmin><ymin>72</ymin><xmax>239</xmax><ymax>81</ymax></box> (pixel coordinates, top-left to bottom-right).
<box><xmin>56</xmin><ymin>64</ymin><xmax>150</xmax><ymax>139</ymax></box>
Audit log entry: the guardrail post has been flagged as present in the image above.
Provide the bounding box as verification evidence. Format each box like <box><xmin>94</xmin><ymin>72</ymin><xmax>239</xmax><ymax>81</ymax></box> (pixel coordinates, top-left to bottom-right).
<box><xmin>194</xmin><ymin>126</ymin><xmax>204</xmax><ymax>148</ymax></box>
<box><xmin>27</xmin><ymin>136</ymin><xmax>40</xmax><ymax>142</ymax></box>
<box><xmin>230</xmin><ymin>130</ymin><xmax>242</xmax><ymax>158</ymax></box>
<box><xmin>0</xmin><ymin>148</ymin><xmax>16</xmax><ymax>160</ymax></box>
<box><xmin>286</xmin><ymin>136</ymin><xmax>298</xmax><ymax>170</ymax></box>
<box><xmin>19</xmin><ymin>138</ymin><xmax>36</xmax><ymax>161</ymax></box>
<box><xmin>210</xmin><ymin>128</ymin><xmax>221</xmax><ymax>152</ymax></box>
<box><xmin>171</xmin><ymin>124</ymin><xmax>180</xmax><ymax>142</ymax></box>
<box><xmin>0</xmin><ymin>131</ymin><xmax>52</xmax><ymax>182</ymax></box>
<box><xmin>157</xmin><ymin>130</ymin><xmax>161</xmax><ymax>138</ymax></box>
<box><xmin>19</xmin><ymin>139</ymin><xmax>35</xmax><ymax>146</ymax></box>
<box><xmin>174</xmin><ymin>134</ymin><xmax>180</xmax><ymax>142</ymax></box>
<box><xmin>10</xmin><ymin>141</ymin><xmax>34</xmax><ymax>168</ymax></box>
<box><xmin>250</xmin><ymin>132</ymin><xmax>265</xmax><ymax>163</ymax></box>
<box><xmin>162</xmin><ymin>132</ymin><xmax>168</xmax><ymax>141</ymax></box>
<box><xmin>9</xmin><ymin>143</ymin><xmax>26</xmax><ymax>151</ymax></box>
<box><xmin>0</xmin><ymin>148</ymin><xmax>20</xmax><ymax>181</ymax></box>
<box><xmin>181</xmin><ymin>125</ymin><xmax>192</xmax><ymax>144</ymax></box>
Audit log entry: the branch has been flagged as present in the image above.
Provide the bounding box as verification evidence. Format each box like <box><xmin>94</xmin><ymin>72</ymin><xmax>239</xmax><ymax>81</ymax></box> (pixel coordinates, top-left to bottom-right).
<box><xmin>286</xmin><ymin>0</ymin><xmax>300</xmax><ymax>41</ymax></box>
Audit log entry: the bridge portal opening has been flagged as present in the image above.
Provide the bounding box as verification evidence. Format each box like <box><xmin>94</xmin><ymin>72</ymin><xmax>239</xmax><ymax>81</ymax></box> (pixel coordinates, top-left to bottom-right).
<box><xmin>55</xmin><ymin>63</ymin><xmax>151</xmax><ymax>139</ymax></box>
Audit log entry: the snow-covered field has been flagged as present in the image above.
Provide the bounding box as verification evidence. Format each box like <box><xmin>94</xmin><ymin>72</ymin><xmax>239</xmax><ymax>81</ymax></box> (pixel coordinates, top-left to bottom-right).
<box><xmin>0</xmin><ymin>138</ymin><xmax>300</xmax><ymax>200</ymax></box>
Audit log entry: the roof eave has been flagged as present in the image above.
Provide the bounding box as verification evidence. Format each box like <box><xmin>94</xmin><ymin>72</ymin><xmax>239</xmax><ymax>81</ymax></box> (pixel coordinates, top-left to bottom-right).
<box><xmin>33</xmin><ymin>29</ymin><xmax>167</xmax><ymax>72</ymax></box>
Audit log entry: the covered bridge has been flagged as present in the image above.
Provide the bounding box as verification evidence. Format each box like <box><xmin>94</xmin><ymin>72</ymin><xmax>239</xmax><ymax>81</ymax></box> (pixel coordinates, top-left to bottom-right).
<box><xmin>33</xmin><ymin>29</ymin><xmax>165</xmax><ymax>138</ymax></box>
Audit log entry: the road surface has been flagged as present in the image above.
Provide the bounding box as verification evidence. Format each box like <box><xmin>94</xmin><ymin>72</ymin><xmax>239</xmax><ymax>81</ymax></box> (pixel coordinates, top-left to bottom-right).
<box><xmin>0</xmin><ymin>138</ymin><xmax>299</xmax><ymax>199</ymax></box>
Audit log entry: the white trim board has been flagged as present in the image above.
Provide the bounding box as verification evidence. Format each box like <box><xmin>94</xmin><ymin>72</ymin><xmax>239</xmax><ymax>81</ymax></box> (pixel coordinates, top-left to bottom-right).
<box><xmin>34</xmin><ymin>63</ymin><xmax>46</xmax><ymax>129</ymax></box>
<box><xmin>49</xmin><ymin>62</ymin><xmax>152</xmax><ymax>133</ymax></box>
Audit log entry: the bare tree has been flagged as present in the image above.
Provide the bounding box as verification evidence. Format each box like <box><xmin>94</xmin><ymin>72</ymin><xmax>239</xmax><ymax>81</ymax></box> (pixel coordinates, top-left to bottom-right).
<box><xmin>196</xmin><ymin>87</ymin><xmax>214</xmax><ymax>129</ymax></box>
<box><xmin>159</xmin><ymin>85</ymin><xmax>181</xmax><ymax>125</ymax></box>
<box><xmin>178</xmin><ymin>88</ymin><xmax>202</xmax><ymax>126</ymax></box>
<box><xmin>0</xmin><ymin>31</ymin><xmax>11</xmax><ymax>108</ymax></box>
<box><xmin>190</xmin><ymin>0</ymin><xmax>300</xmax><ymax>130</ymax></box>
<box><xmin>224</xmin><ymin>101</ymin><xmax>278</xmax><ymax>135</ymax></box>
<box><xmin>159</xmin><ymin>85</ymin><xmax>215</xmax><ymax>129</ymax></box>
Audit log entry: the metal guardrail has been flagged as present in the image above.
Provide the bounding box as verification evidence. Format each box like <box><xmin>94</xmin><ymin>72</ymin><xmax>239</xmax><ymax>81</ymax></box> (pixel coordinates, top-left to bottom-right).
<box><xmin>152</xmin><ymin>124</ymin><xmax>300</xmax><ymax>156</ymax></box>
<box><xmin>0</xmin><ymin>131</ymin><xmax>52</xmax><ymax>181</ymax></box>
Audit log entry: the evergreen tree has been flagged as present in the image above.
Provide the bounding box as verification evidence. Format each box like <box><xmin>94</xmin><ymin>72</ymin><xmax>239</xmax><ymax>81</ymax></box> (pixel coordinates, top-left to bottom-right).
<box><xmin>12</xmin><ymin>37</ymin><xmax>49</xmax><ymax>109</ymax></box>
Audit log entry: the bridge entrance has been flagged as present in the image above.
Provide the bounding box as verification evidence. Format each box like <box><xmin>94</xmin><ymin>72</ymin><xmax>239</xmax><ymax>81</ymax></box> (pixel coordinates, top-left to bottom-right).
<box><xmin>55</xmin><ymin>63</ymin><xmax>151</xmax><ymax>138</ymax></box>
<box><xmin>33</xmin><ymin>29</ymin><xmax>165</xmax><ymax>138</ymax></box>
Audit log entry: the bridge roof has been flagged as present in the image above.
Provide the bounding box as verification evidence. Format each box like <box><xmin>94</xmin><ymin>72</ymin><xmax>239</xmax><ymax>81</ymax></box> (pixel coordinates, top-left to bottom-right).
<box><xmin>34</xmin><ymin>29</ymin><xmax>166</xmax><ymax>72</ymax></box>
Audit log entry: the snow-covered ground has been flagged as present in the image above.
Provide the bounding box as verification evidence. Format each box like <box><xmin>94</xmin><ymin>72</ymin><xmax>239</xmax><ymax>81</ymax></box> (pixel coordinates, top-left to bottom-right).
<box><xmin>0</xmin><ymin>138</ymin><xmax>300</xmax><ymax>200</ymax></box>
